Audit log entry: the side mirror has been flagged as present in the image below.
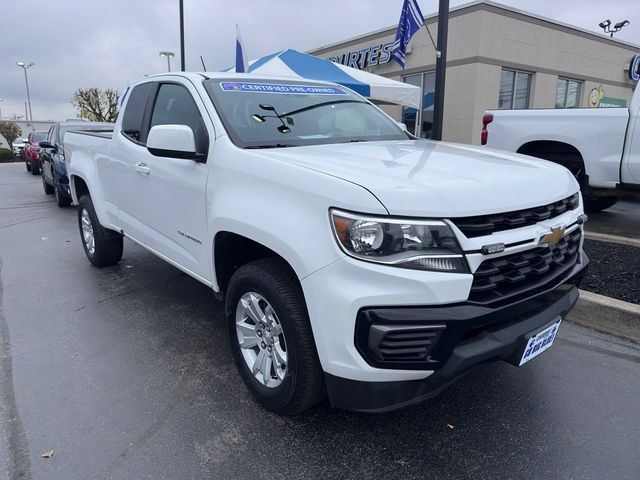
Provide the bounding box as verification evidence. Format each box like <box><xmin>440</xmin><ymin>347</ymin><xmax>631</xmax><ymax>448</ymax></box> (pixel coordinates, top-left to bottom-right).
<box><xmin>39</xmin><ymin>141</ymin><xmax>55</xmax><ymax>150</ymax></box>
<box><xmin>146</xmin><ymin>124</ymin><xmax>202</xmax><ymax>161</ymax></box>
<box><xmin>396</xmin><ymin>121</ymin><xmax>407</xmax><ymax>131</ymax></box>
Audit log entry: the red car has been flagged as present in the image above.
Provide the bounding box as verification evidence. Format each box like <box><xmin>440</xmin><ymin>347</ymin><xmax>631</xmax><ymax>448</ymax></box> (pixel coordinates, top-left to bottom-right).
<box><xmin>24</xmin><ymin>131</ymin><xmax>48</xmax><ymax>175</ymax></box>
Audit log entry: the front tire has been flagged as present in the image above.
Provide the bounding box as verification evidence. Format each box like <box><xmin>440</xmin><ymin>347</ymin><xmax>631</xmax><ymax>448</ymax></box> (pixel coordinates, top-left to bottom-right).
<box><xmin>54</xmin><ymin>173</ymin><xmax>71</xmax><ymax>207</ymax></box>
<box><xmin>42</xmin><ymin>173</ymin><xmax>54</xmax><ymax>195</ymax></box>
<box><xmin>77</xmin><ymin>195</ymin><xmax>123</xmax><ymax>267</ymax></box>
<box><xmin>26</xmin><ymin>161</ymin><xmax>31</xmax><ymax>172</ymax></box>
<box><xmin>226</xmin><ymin>258</ymin><xmax>325</xmax><ymax>415</ymax></box>
<box><xmin>31</xmin><ymin>161</ymin><xmax>39</xmax><ymax>175</ymax></box>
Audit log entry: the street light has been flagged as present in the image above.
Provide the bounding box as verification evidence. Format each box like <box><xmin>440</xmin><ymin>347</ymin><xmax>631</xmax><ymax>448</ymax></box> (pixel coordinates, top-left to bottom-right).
<box><xmin>0</xmin><ymin>99</ymin><xmax>4</xmax><ymax>121</ymax></box>
<box><xmin>599</xmin><ymin>19</ymin><xmax>630</xmax><ymax>37</ymax></box>
<box><xmin>159</xmin><ymin>51</ymin><xmax>175</xmax><ymax>72</ymax></box>
<box><xmin>16</xmin><ymin>61</ymin><xmax>34</xmax><ymax>127</ymax></box>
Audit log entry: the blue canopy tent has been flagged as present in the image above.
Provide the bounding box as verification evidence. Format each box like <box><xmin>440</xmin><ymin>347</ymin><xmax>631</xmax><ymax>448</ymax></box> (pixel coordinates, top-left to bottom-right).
<box><xmin>224</xmin><ymin>49</ymin><xmax>420</xmax><ymax>108</ymax></box>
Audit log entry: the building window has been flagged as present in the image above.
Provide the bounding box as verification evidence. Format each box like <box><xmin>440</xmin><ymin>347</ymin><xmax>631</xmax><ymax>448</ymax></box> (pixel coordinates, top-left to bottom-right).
<box><xmin>556</xmin><ymin>78</ymin><xmax>582</xmax><ymax>108</ymax></box>
<box><xmin>498</xmin><ymin>68</ymin><xmax>532</xmax><ymax>109</ymax></box>
<box><xmin>402</xmin><ymin>71</ymin><xmax>436</xmax><ymax>138</ymax></box>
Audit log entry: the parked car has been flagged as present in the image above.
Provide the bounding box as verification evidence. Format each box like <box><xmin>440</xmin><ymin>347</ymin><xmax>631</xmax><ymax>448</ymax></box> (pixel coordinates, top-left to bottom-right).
<box><xmin>24</xmin><ymin>131</ymin><xmax>48</xmax><ymax>174</ymax></box>
<box><xmin>12</xmin><ymin>138</ymin><xmax>28</xmax><ymax>158</ymax></box>
<box><xmin>39</xmin><ymin>121</ymin><xmax>114</xmax><ymax>207</ymax></box>
<box><xmin>66</xmin><ymin>73</ymin><xmax>588</xmax><ymax>414</ymax></box>
<box><xmin>482</xmin><ymin>87</ymin><xmax>640</xmax><ymax>212</ymax></box>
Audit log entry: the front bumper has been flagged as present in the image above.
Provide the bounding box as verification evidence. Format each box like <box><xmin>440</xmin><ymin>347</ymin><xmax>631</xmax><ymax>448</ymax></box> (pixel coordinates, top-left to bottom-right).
<box><xmin>322</xmin><ymin>251</ymin><xmax>587</xmax><ymax>412</ymax></box>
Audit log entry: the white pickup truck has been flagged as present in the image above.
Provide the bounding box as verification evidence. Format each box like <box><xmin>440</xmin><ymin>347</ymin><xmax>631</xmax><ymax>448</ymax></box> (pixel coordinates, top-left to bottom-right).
<box><xmin>483</xmin><ymin>86</ymin><xmax>640</xmax><ymax>212</ymax></box>
<box><xmin>66</xmin><ymin>73</ymin><xmax>588</xmax><ymax>414</ymax></box>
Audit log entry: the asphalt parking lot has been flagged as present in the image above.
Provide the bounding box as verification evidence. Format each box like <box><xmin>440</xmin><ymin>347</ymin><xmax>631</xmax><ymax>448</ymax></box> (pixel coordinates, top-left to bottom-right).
<box><xmin>586</xmin><ymin>198</ymin><xmax>640</xmax><ymax>239</ymax></box>
<box><xmin>1</xmin><ymin>162</ymin><xmax>640</xmax><ymax>480</ymax></box>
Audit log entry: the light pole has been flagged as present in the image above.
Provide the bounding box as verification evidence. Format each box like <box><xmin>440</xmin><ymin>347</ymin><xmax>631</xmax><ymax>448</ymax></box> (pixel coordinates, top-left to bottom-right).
<box><xmin>599</xmin><ymin>19</ymin><xmax>630</xmax><ymax>37</ymax></box>
<box><xmin>16</xmin><ymin>61</ymin><xmax>34</xmax><ymax>127</ymax></box>
<box><xmin>179</xmin><ymin>0</ymin><xmax>185</xmax><ymax>71</ymax></box>
<box><xmin>0</xmin><ymin>99</ymin><xmax>3</xmax><ymax>121</ymax></box>
<box><xmin>159</xmin><ymin>51</ymin><xmax>175</xmax><ymax>72</ymax></box>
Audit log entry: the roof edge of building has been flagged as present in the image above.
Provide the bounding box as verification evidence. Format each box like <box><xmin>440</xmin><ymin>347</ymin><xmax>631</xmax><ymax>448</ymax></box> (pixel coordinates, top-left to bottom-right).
<box><xmin>308</xmin><ymin>0</ymin><xmax>640</xmax><ymax>55</ymax></box>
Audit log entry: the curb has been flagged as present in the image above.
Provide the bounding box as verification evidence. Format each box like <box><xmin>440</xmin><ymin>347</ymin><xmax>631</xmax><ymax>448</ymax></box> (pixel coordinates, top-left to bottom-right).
<box><xmin>567</xmin><ymin>290</ymin><xmax>640</xmax><ymax>343</ymax></box>
<box><xmin>584</xmin><ymin>231</ymin><xmax>640</xmax><ymax>249</ymax></box>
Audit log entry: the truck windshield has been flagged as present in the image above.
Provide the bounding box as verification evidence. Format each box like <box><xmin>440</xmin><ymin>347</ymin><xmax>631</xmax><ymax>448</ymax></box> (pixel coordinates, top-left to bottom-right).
<box><xmin>204</xmin><ymin>79</ymin><xmax>409</xmax><ymax>148</ymax></box>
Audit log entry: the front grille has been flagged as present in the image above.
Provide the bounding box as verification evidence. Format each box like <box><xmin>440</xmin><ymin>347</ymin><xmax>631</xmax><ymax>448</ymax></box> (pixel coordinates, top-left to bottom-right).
<box><xmin>451</xmin><ymin>193</ymin><xmax>579</xmax><ymax>238</ymax></box>
<box><xmin>469</xmin><ymin>228</ymin><xmax>582</xmax><ymax>305</ymax></box>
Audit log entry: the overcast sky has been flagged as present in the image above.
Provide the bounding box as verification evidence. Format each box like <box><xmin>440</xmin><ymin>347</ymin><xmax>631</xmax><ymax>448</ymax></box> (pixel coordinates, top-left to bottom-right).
<box><xmin>1</xmin><ymin>0</ymin><xmax>638</xmax><ymax>121</ymax></box>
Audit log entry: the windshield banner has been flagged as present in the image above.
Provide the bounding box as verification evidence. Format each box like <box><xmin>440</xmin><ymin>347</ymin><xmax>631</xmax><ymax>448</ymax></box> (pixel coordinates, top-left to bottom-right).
<box><xmin>220</xmin><ymin>82</ymin><xmax>347</xmax><ymax>95</ymax></box>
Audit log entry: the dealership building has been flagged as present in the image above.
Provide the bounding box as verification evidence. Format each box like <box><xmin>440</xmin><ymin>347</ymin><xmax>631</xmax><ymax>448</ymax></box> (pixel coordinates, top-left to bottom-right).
<box><xmin>309</xmin><ymin>0</ymin><xmax>639</xmax><ymax>144</ymax></box>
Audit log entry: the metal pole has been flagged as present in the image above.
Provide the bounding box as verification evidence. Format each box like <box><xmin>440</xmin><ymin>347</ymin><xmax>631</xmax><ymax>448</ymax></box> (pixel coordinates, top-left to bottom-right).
<box><xmin>431</xmin><ymin>0</ymin><xmax>449</xmax><ymax>141</ymax></box>
<box><xmin>167</xmin><ymin>56</ymin><xmax>171</xmax><ymax>72</ymax></box>
<box><xmin>179</xmin><ymin>0</ymin><xmax>185</xmax><ymax>71</ymax></box>
<box><xmin>24</xmin><ymin>102</ymin><xmax>28</xmax><ymax>126</ymax></box>
<box><xmin>23</xmin><ymin>68</ymin><xmax>34</xmax><ymax>126</ymax></box>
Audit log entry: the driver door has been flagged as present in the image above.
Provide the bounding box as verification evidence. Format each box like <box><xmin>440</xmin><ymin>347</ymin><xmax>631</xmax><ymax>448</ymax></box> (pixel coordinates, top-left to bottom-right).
<box><xmin>114</xmin><ymin>81</ymin><xmax>212</xmax><ymax>281</ymax></box>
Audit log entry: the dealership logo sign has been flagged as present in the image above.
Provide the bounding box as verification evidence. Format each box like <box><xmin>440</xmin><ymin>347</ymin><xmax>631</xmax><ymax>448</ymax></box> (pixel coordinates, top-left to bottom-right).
<box><xmin>629</xmin><ymin>54</ymin><xmax>640</xmax><ymax>81</ymax></box>
<box><xmin>327</xmin><ymin>41</ymin><xmax>396</xmax><ymax>70</ymax></box>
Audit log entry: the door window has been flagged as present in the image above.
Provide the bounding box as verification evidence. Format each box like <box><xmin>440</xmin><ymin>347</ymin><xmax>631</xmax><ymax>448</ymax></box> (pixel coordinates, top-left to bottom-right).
<box><xmin>150</xmin><ymin>84</ymin><xmax>208</xmax><ymax>155</ymax></box>
<box><xmin>122</xmin><ymin>82</ymin><xmax>154</xmax><ymax>142</ymax></box>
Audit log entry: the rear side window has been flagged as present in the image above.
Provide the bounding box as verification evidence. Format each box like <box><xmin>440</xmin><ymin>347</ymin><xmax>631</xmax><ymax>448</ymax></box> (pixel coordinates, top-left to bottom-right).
<box><xmin>150</xmin><ymin>84</ymin><xmax>208</xmax><ymax>155</ymax></box>
<box><xmin>122</xmin><ymin>82</ymin><xmax>153</xmax><ymax>142</ymax></box>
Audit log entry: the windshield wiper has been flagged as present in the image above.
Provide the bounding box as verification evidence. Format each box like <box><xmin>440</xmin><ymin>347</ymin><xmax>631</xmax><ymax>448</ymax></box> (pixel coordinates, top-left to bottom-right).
<box><xmin>283</xmin><ymin>99</ymin><xmax>369</xmax><ymax>117</ymax></box>
<box><xmin>245</xmin><ymin>144</ymin><xmax>294</xmax><ymax>149</ymax></box>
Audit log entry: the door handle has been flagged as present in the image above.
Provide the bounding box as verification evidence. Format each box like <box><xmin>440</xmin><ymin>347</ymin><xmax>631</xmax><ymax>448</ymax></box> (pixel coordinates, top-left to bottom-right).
<box><xmin>134</xmin><ymin>162</ymin><xmax>150</xmax><ymax>175</ymax></box>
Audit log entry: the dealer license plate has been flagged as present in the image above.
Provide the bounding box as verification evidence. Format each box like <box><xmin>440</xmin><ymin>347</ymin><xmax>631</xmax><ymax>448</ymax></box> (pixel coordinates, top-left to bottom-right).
<box><xmin>519</xmin><ymin>319</ymin><xmax>562</xmax><ymax>366</ymax></box>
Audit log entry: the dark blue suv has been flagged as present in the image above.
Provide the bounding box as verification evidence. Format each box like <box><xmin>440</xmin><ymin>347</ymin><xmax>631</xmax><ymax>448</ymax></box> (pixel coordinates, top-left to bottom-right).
<box><xmin>39</xmin><ymin>120</ymin><xmax>114</xmax><ymax>207</ymax></box>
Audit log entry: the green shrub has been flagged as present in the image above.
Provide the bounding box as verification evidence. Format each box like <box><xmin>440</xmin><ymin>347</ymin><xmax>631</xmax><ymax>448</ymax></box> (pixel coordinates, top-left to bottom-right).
<box><xmin>0</xmin><ymin>148</ymin><xmax>13</xmax><ymax>162</ymax></box>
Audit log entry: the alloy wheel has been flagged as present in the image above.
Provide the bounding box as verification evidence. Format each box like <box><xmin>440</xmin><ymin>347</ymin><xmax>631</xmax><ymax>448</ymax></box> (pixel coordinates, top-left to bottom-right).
<box><xmin>235</xmin><ymin>292</ymin><xmax>288</xmax><ymax>388</ymax></box>
<box><xmin>80</xmin><ymin>209</ymin><xmax>95</xmax><ymax>255</ymax></box>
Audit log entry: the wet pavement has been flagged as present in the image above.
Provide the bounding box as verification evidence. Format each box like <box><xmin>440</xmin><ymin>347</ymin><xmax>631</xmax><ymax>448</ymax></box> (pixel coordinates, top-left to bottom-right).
<box><xmin>586</xmin><ymin>198</ymin><xmax>640</xmax><ymax>239</ymax></box>
<box><xmin>1</xmin><ymin>163</ymin><xmax>639</xmax><ymax>480</ymax></box>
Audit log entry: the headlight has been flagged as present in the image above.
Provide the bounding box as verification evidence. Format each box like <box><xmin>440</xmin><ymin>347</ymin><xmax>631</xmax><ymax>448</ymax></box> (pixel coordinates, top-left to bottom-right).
<box><xmin>330</xmin><ymin>209</ymin><xmax>468</xmax><ymax>273</ymax></box>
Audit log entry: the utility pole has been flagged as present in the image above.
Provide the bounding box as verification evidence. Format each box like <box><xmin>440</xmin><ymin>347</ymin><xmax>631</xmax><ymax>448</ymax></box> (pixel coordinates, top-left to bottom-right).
<box><xmin>431</xmin><ymin>0</ymin><xmax>449</xmax><ymax>141</ymax></box>
<box><xmin>179</xmin><ymin>0</ymin><xmax>186</xmax><ymax>71</ymax></box>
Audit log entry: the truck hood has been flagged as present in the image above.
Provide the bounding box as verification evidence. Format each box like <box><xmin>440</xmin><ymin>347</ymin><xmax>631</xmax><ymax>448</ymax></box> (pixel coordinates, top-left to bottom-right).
<box><xmin>253</xmin><ymin>140</ymin><xmax>578</xmax><ymax>217</ymax></box>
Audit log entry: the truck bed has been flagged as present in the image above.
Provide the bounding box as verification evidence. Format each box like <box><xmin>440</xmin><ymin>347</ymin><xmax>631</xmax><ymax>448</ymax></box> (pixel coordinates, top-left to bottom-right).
<box><xmin>485</xmin><ymin>107</ymin><xmax>630</xmax><ymax>188</ymax></box>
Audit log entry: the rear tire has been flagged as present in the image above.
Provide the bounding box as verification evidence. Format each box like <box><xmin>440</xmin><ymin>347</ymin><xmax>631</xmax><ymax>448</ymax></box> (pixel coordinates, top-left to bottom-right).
<box><xmin>583</xmin><ymin>196</ymin><xmax>619</xmax><ymax>213</ymax></box>
<box><xmin>42</xmin><ymin>173</ymin><xmax>54</xmax><ymax>195</ymax></box>
<box><xmin>226</xmin><ymin>258</ymin><xmax>325</xmax><ymax>415</ymax></box>
<box><xmin>77</xmin><ymin>195</ymin><xmax>123</xmax><ymax>267</ymax></box>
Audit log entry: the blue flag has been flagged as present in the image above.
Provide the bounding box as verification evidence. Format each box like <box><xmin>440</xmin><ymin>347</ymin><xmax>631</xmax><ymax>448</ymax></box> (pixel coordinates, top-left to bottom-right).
<box><xmin>235</xmin><ymin>24</ymin><xmax>248</xmax><ymax>73</ymax></box>
<box><xmin>391</xmin><ymin>0</ymin><xmax>425</xmax><ymax>69</ymax></box>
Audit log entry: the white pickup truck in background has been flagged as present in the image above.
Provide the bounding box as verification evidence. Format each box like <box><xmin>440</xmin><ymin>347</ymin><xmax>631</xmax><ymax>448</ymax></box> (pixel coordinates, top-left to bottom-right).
<box><xmin>65</xmin><ymin>72</ymin><xmax>588</xmax><ymax>414</ymax></box>
<box><xmin>483</xmin><ymin>85</ymin><xmax>640</xmax><ymax>212</ymax></box>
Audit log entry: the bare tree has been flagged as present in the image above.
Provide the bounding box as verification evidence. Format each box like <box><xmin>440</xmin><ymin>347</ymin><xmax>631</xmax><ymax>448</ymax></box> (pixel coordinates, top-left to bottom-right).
<box><xmin>71</xmin><ymin>88</ymin><xmax>120</xmax><ymax>122</ymax></box>
<box><xmin>0</xmin><ymin>121</ymin><xmax>23</xmax><ymax>155</ymax></box>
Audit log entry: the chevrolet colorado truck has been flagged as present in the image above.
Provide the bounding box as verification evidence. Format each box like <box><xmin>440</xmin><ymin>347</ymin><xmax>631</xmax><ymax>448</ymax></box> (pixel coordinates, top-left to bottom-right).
<box><xmin>66</xmin><ymin>73</ymin><xmax>588</xmax><ymax>414</ymax></box>
<box><xmin>482</xmin><ymin>85</ymin><xmax>640</xmax><ymax>212</ymax></box>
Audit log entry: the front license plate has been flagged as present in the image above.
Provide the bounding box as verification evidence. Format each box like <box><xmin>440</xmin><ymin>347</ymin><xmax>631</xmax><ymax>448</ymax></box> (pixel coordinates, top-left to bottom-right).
<box><xmin>519</xmin><ymin>319</ymin><xmax>562</xmax><ymax>366</ymax></box>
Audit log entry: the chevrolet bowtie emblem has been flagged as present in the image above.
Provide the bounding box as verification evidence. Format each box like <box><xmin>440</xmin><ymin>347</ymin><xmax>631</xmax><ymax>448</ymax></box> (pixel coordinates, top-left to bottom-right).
<box><xmin>541</xmin><ymin>227</ymin><xmax>565</xmax><ymax>245</ymax></box>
